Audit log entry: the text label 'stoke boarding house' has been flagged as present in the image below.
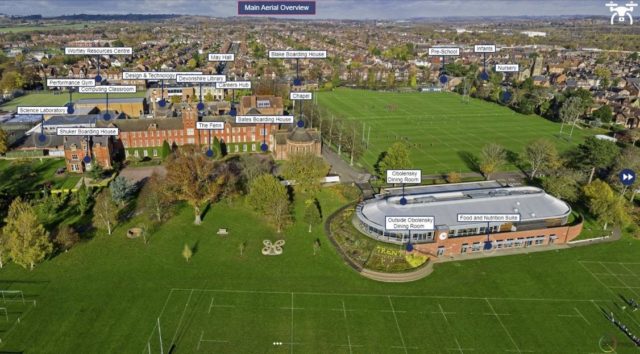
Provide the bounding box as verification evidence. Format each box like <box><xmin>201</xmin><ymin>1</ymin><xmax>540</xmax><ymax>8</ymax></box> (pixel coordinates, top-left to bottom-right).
<box><xmin>355</xmin><ymin>181</ymin><xmax>583</xmax><ymax>257</ymax></box>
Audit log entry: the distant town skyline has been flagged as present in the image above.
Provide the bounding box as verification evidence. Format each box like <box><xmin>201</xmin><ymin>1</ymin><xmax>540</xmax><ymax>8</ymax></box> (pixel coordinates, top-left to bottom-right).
<box><xmin>0</xmin><ymin>0</ymin><xmax>614</xmax><ymax>19</ymax></box>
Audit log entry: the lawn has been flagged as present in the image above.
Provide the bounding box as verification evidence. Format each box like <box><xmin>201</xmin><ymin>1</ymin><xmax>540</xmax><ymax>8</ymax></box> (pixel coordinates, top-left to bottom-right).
<box><xmin>0</xmin><ymin>158</ymin><xmax>78</xmax><ymax>195</ymax></box>
<box><xmin>317</xmin><ymin>89</ymin><xmax>600</xmax><ymax>175</ymax></box>
<box><xmin>0</xmin><ymin>91</ymin><xmax>146</xmax><ymax>112</ymax></box>
<box><xmin>0</xmin><ymin>184</ymin><xmax>639</xmax><ymax>353</ymax></box>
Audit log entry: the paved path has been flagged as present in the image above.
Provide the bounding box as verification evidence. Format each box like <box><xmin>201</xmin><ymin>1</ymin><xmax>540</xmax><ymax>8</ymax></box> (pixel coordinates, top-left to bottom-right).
<box><xmin>322</xmin><ymin>145</ymin><xmax>370</xmax><ymax>183</ymax></box>
<box><xmin>119</xmin><ymin>165</ymin><xmax>166</xmax><ymax>183</ymax></box>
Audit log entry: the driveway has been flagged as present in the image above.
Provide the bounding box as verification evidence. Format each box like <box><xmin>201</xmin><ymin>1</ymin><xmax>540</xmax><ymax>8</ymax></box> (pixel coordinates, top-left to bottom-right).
<box><xmin>119</xmin><ymin>165</ymin><xmax>166</xmax><ymax>183</ymax></box>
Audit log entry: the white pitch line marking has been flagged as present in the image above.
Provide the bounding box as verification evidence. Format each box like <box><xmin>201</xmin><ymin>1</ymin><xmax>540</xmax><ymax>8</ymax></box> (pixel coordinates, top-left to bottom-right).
<box><xmin>485</xmin><ymin>298</ymin><xmax>524</xmax><ymax>354</ymax></box>
<box><xmin>388</xmin><ymin>296</ymin><xmax>410</xmax><ymax>354</ymax></box>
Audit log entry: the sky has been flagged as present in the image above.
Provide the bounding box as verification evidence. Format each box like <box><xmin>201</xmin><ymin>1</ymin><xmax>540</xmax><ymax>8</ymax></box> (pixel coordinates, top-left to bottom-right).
<box><xmin>0</xmin><ymin>0</ymin><xmax>617</xmax><ymax>19</ymax></box>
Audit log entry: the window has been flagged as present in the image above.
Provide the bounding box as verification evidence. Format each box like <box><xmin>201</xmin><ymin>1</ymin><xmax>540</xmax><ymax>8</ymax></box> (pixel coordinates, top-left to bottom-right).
<box><xmin>134</xmin><ymin>150</ymin><xmax>139</xmax><ymax>157</ymax></box>
<box><xmin>71</xmin><ymin>154</ymin><xmax>79</xmax><ymax>160</ymax></box>
<box><xmin>472</xmin><ymin>242</ymin><xmax>481</xmax><ymax>252</ymax></box>
<box><xmin>461</xmin><ymin>243</ymin><xmax>469</xmax><ymax>254</ymax></box>
<box><xmin>495</xmin><ymin>240</ymin><xmax>504</xmax><ymax>249</ymax></box>
<box><xmin>153</xmin><ymin>149</ymin><xmax>158</xmax><ymax>157</ymax></box>
<box><xmin>549</xmin><ymin>234</ymin><xmax>557</xmax><ymax>244</ymax></box>
<box><xmin>71</xmin><ymin>164</ymin><xmax>79</xmax><ymax>171</ymax></box>
<box><xmin>505</xmin><ymin>238</ymin><xmax>513</xmax><ymax>248</ymax></box>
<box><xmin>234</xmin><ymin>145</ymin><xmax>239</xmax><ymax>152</ymax></box>
<box><xmin>187</xmin><ymin>129</ymin><xmax>194</xmax><ymax>136</ymax></box>
<box><xmin>514</xmin><ymin>238</ymin><xmax>524</xmax><ymax>247</ymax></box>
<box><xmin>251</xmin><ymin>143</ymin><xmax>256</xmax><ymax>151</ymax></box>
<box><xmin>143</xmin><ymin>149</ymin><xmax>148</xmax><ymax>157</ymax></box>
<box><xmin>243</xmin><ymin>144</ymin><xmax>247</xmax><ymax>152</ymax></box>
<box><xmin>535</xmin><ymin>236</ymin><xmax>545</xmax><ymax>245</ymax></box>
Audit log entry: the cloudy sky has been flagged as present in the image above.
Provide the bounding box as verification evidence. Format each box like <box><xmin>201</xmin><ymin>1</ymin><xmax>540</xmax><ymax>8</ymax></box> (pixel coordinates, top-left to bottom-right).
<box><xmin>0</xmin><ymin>0</ymin><xmax>616</xmax><ymax>19</ymax></box>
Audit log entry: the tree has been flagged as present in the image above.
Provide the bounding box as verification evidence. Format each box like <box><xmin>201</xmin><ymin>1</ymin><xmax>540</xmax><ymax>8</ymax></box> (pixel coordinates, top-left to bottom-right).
<box><xmin>247</xmin><ymin>174</ymin><xmax>291</xmax><ymax>233</ymax></box>
<box><xmin>0</xmin><ymin>71</ymin><xmax>24</xmax><ymax>93</ymax></box>
<box><xmin>627</xmin><ymin>129</ymin><xmax>640</xmax><ymax>147</ymax></box>
<box><xmin>377</xmin><ymin>142</ymin><xmax>412</xmax><ymax>177</ymax></box>
<box><xmin>281</xmin><ymin>152</ymin><xmax>329</xmax><ymax>195</ymax></box>
<box><xmin>313</xmin><ymin>238</ymin><xmax>321</xmax><ymax>256</ymax></box>
<box><xmin>303</xmin><ymin>199</ymin><xmax>322</xmax><ymax>233</ymax></box>
<box><xmin>161</xmin><ymin>140</ymin><xmax>171</xmax><ymax>159</ymax></box>
<box><xmin>0</xmin><ymin>127</ymin><xmax>8</xmax><ymax>155</ymax></box>
<box><xmin>573</xmin><ymin>137</ymin><xmax>620</xmax><ymax>184</ymax></box>
<box><xmin>138</xmin><ymin>173</ymin><xmax>172</xmax><ymax>223</ymax></box>
<box><xmin>446</xmin><ymin>171</ymin><xmax>462</xmax><ymax>183</ymax></box>
<box><xmin>186</xmin><ymin>58</ymin><xmax>197</xmax><ymax>70</ymax></box>
<box><xmin>542</xmin><ymin>168</ymin><xmax>582</xmax><ymax>202</ymax></box>
<box><xmin>592</xmin><ymin>105</ymin><xmax>613</xmax><ymax>123</ymax></box>
<box><xmin>583</xmin><ymin>180</ymin><xmax>631</xmax><ymax>230</ymax></box>
<box><xmin>182</xmin><ymin>244</ymin><xmax>193</xmax><ymax>262</ymax></box>
<box><xmin>479</xmin><ymin>143</ymin><xmax>506</xmax><ymax>180</ymax></box>
<box><xmin>204</xmin><ymin>92</ymin><xmax>214</xmax><ymax>102</ymax></box>
<box><xmin>524</xmin><ymin>139</ymin><xmax>558</xmax><ymax>180</ymax></box>
<box><xmin>109</xmin><ymin>176</ymin><xmax>135</xmax><ymax>206</ymax></box>
<box><xmin>2</xmin><ymin>197</ymin><xmax>52</xmax><ymax>270</ymax></box>
<box><xmin>90</xmin><ymin>162</ymin><xmax>104</xmax><ymax>180</ymax></box>
<box><xmin>238</xmin><ymin>154</ymin><xmax>273</xmax><ymax>187</ymax></box>
<box><xmin>92</xmin><ymin>189</ymin><xmax>118</xmax><ymax>235</ymax></box>
<box><xmin>0</xmin><ymin>231</ymin><xmax>9</xmax><ymax>268</ymax></box>
<box><xmin>54</xmin><ymin>225</ymin><xmax>79</xmax><ymax>251</ymax></box>
<box><xmin>165</xmin><ymin>146</ymin><xmax>227</xmax><ymax>225</ymax></box>
<box><xmin>75</xmin><ymin>180</ymin><xmax>92</xmax><ymax>216</ymax></box>
<box><xmin>559</xmin><ymin>96</ymin><xmax>582</xmax><ymax>137</ymax></box>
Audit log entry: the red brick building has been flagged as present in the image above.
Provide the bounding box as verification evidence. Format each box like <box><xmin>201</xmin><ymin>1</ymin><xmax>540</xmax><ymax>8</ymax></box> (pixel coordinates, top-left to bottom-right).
<box><xmin>354</xmin><ymin>181</ymin><xmax>583</xmax><ymax>258</ymax></box>
<box><xmin>63</xmin><ymin>136</ymin><xmax>113</xmax><ymax>173</ymax></box>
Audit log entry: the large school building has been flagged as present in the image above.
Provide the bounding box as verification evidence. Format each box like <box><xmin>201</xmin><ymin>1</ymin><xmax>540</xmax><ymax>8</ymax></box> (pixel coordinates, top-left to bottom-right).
<box><xmin>354</xmin><ymin>181</ymin><xmax>583</xmax><ymax>258</ymax></box>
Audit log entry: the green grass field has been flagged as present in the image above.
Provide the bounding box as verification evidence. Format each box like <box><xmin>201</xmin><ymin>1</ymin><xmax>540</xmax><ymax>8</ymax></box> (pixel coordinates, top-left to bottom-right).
<box><xmin>0</xmin><ymin>184</ymin><xmax>638</xmax><ymax>353</ymax></box>
<box><xmin>317</xmin><ymin>89</ymin><xmax>599</xmax><ymax>175</ymax></box>
<box><xmin>0</xmin><ymin>91</ymin><xmax>146</xmax><ymax>112</ymax></box>
<box><xmin>0</xmin><ymin>158</ymin><xmax>78</xmax><ymax>194</ymax></box>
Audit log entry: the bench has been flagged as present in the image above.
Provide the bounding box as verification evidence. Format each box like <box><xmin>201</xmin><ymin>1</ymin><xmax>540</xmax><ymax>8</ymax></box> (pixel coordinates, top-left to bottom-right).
<box><xmin>216</xmin><ymin>228</ymin><xmax>229</xmax><ymax>236</ymax></box>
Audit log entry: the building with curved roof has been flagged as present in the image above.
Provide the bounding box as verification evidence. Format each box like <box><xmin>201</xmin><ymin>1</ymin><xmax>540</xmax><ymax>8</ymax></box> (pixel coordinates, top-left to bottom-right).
<box><xmin>354</xmin><ymin>181</ymin><xmax>583</xmax><ymax>258</ymax></box>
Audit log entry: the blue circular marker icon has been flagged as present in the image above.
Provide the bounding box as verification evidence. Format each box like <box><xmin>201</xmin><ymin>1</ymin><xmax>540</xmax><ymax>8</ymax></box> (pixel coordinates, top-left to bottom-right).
<box><xmin>67</xmin><ymin>105</ymin><xmax>74</xmax><ymax>114</ymax></box>
<box><xmin>83</xmin><ymin>155</ymin><xmax>92</xmax><ymax>164</ymax></box>
<box><xmin>197</xmin><ymin>102</ymin><xmax>205</xmax><ymax>111</ymax></box>
<box><xmin>260</xmin><ymin>143</ymin><xmax>268</xmax><ymax>152</ymax></box>
<box><xmin>206</xmin><ymin>149</ymin><xmax>214</xmax><ymax>157</ymax></box>
<box><xmin>501</xmin><ymin>91</ymin><xmax>512</xmax><ymax>103</ymax></box>
<box><xmin>399</xmin><ymin>197</ymin><xmax>407</xmax><ymax>205</ymax></box>
<box><xmin>229</xmin><ymin>106</ymin><xmax>237</xmax><ymax>117</ymax></box>
<box><xmin>158</xmin><ymin>99</ymin><xmax>166</xmax><ymax>108</ymax></box>
<box><xmin>103</xmin><ymin>113</ymin><xmax>111</xmax><ymax>121</ymax></box>
<box><xmin>95</xmin><ymin>75</ymin><xmax>102</xmax><ymax>83</ymax></box>
<box><xmin>406</xmin><ymin>242</ymin><xmax>414</xmax><ymax>252</ymax></box>
<box><xmin>483</xmin><ymin>241</ymin><xmax>493</xmax><ymax>250</ymax></box>
<box><xmin>439</xmin><ymin>75</ymin><xmax>448</xmax><ymax>84</ymax></box>
<box><xmin>480</xmin><ymin>71</ymin><xmax>489</xmax><ymax>81</ymax></box>
<box><xmin>38</xmin><ymin>133</ymin><xmax>47</xmax><ymax>143</ymax></box>
<box><xmin>297</xmin><ymin>120</ymin><xmax>304</xmax><ymax>128</ymax></box>
<box><xmin>293</xmin><ymin>78</ymin><xmax>302</xmax><ymax>86</ymax></box>
<box><xmin>619</xmin><ymin>169</ymin><xmax>636</xmax><ymax>186</ymax></box>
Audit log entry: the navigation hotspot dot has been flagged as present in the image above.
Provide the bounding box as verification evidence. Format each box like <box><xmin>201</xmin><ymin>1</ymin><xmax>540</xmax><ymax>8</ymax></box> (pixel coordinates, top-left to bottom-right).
<box><xmin>439</xmin><ymin>75</ymin><xmax>448</xmax><ymax>84</ymax></box>
<box><xmin>83</xmin><ymin>155</ymin><xmax>92</xmax><ymax>164</ymax></box>
<box><xmin>399</xmin><ymin>197</ymin><xmax>407</xmax><ymax>205</ymax></box>
<box><xmin>206</xmin><ymin>149</ymin><xmax>214</xmax><ymax>157</ymax></box>
<box><xmin>38</xmin><ymin>134</ymin><xmax>47</xmax><ymax>143</ymax></box>
<box><xmin>158</xmin><ymin>99</ymin><xmax>166</xmax><ymax>108</ymax></box>
<box><xmin>406</xmin><ymin>242</ymin><xmax>414</xmax><ymax>252</ymax></box>
<box><xmin>293</xmin><ymin>78</ymin><xmax>302</xmax><ymax>86</ymax></box>
<box><xmin>297</xmin><ymin>120</ymin><xmax>304</xmax><ymax>128</ymax></box>
<box><xmin>103</xmin><ymin>113</ymin><xmax>111</xmax><ymax>121</ymax></box>
<box><xmin>480</xmin><ymin>71</ymin><xmax>489</xmax><ymax>81</ymax></box>
<box><xmin>260</xmin><ymin>143</ymin><xmax>268</xmax><ymax>152</ymax></box>
<box><xmin>66</xmin><ymin>105</ymin><xmax>74</xmax><ymax>114</ymax></box>
<box><xmin>501</xmin><ymin>91</ymin><xmax>512</xmax><ymax>103</ymax></box>
<box><xmin>95</xmin><ymin>74</ymin><xmax>102</xmax><ymax>83</ymax></box>
<box><xmin>197</xmin><ymin>102</ymin><xmax>205</xmax><ymax>111</ymax></box>
<box><xmin>229</xmin><ymin>106</ymin><xmax>237</xmax><ymax>117</ymax></box>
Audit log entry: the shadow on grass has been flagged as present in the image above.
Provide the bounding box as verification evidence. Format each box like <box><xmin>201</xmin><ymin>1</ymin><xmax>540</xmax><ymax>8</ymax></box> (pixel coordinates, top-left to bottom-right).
<box><xmin>457</xmin><ymin>151</ymin><xmax>480</xmax><ymax>173</ymax></box>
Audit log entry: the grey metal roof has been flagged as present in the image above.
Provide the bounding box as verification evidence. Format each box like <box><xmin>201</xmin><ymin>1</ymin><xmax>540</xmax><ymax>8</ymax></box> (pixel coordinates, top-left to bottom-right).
<box><xmin>359</xmin><ymin>184</ymin><xmax>571</xmax><ymax>231</ymax></box>
<box><xmin>44</xmin><ymin>114</ymin><xmax>100</xmax><ymax>126</ymax></box>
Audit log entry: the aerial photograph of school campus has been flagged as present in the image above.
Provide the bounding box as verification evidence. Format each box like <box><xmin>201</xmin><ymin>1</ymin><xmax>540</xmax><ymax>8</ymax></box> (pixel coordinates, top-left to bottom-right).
<box><xmin>0</xmin><ymin>0</ymin><xmax>639</xmax><ymax>352</ymax></box>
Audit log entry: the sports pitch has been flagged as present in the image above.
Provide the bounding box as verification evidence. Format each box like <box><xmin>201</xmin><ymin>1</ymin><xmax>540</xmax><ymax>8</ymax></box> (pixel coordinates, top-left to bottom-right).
<box><xmin>317</xmin><ymin>89</ymin><xmax>598</xmax><ymax>175</ymax></box>
<box><xmin>146</xmin><ymin>283</ymin><xmax>638</xmax><ymax>354</ymax></box>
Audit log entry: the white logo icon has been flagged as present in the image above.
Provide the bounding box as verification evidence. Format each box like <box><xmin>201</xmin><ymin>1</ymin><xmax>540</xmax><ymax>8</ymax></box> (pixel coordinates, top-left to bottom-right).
<box><xmin>606</xmin><ymin>1</ymin><xmax>637</xmax><ymax>25</ymax></box>
<box><xmin>623</xmin><ymin>173</ymin><xmax>634</xmax><ymax>181</ymax></box>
